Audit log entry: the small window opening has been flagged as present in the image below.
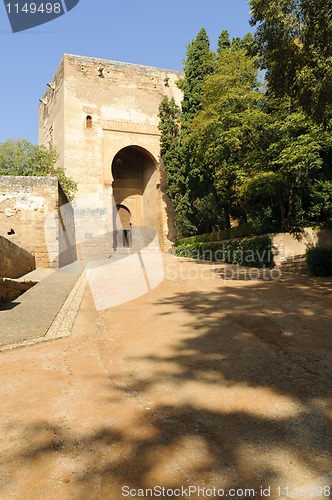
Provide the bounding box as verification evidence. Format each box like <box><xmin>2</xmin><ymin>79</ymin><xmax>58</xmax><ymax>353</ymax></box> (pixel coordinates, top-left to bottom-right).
<box><xmin>86</xmin><ymin>115</ymin><xmax>92</xmax><ymax>128</ymax></box>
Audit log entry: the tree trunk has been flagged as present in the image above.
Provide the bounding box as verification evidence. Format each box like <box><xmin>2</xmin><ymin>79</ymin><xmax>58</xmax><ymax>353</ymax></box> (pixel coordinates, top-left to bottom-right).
<box><xmin>286</xmin><ymin>186</ymin><xmax>294</xmax><ymax>228</ymax></box>
<box><xmin>224</xmin><ymin>206</ymin><xmax>231</xmax><ymax>229</ymax></box>
<box><xmin>278</xmin><ymin>192</ymin><xmax>286</xmax><ymax>229</ymax></box>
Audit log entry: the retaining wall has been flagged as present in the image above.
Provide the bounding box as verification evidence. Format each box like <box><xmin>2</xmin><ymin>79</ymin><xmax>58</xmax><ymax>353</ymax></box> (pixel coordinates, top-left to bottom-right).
<box><xmin>0</xmin><ymin>236</ymin><xmax>36</xmax><ymax>279</ymax></box>
<box><xmin>271</xmin><ymin>227</ymin><xmax>332</xmax><ymax>266</ymax></box>
<box><xmin>0</xmin><ymin>277</ymin><xmax>36</xmax><ymax>302</ymax></box>
<box><xmin>0</xmin><ymin>176</ymin><xmax>76</xmax><ymax>268</ymax></box>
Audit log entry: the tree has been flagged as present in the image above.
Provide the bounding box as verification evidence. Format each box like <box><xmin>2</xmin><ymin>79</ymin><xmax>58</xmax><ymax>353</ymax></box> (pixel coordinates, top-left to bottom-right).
<box><xmin>159</xmin><ymin>29</ymin><xmax>218</xmax><ymax>236</ymax></box>
<box><xmin>236</xmin><ymin>98</ymin><xmax>332</xmax><ymax>230</ymax></box>
<box><xmin>177</xmin><ymin>28</ymin><xmax>215</xmax><ymax>128</ymax></box>
<box><xmin>0</xmin><ymin>139</ymin><xmax>77</xmax><ymax>199</ymax></box>
<box><xmin>217</xmin><ymin>30</ymin><xmax>231</xmax><ymax>54</ymax></box>
<box><xmin>249</xmin><ymin>0</ymin><xmax>332</xmax><ymax>126</ymax></box>
<box><xmin>161</xmin><ymin>26</ymin><xmax>332</xmax><ymax>237</ymax></box>
<box><xmin>186</xmin><ymin>36</ymin><xmax>332</xmax><ymax>232</ymax></box>
<box><xmin>158</xmin><ymin>97</ymin><xmax>195</xmax><ymax>235</ymax></box>
<box><xmin>187</xmin><ymin>39</ymin><xmax>265</xmax><ymax>228</ymax></box>
<box><xmin>177</xmin><ymin>28</ymin><xmax>219</xmax><ymax>235</ymax></box>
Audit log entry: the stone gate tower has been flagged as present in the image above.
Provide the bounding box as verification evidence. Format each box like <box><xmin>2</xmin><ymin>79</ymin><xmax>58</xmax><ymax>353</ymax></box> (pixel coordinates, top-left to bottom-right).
<box><xmin>38</xmin><ymin>54</ymin><xmax>182</xmax><ymax>249</ymax></box>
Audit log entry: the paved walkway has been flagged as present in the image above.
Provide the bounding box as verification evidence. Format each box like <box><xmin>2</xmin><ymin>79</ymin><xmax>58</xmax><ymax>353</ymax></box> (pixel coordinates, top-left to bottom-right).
<box><xmin>0</xmin><ymin>267</ymin><xmax>84</xmax><ymax>349</ymax></box>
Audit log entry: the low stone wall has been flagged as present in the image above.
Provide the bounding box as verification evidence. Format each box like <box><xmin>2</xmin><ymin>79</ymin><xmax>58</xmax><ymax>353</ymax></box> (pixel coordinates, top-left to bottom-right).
<box><xmin>271</xmin><ymin>227</ymin><xmax>332</xmax><ymax>266</ymax></box>
<box><xmin>0</xmin><ymin>236</ymin><xmax>36</xmax><ymax>279</ymax></box>
<box><xmin>0</xmin><ymin>176</ymin><xmax>76</xmax><ymax>268</ymax></box>
<box><xmin>0</xmin><ymin>277</ymin><xmax>36</xmax><ymax>303</ymax></box>
<box><xmin>0</xmin><ymin>176</ymin><xmax>58</xmax><ymax>268</ymax></box>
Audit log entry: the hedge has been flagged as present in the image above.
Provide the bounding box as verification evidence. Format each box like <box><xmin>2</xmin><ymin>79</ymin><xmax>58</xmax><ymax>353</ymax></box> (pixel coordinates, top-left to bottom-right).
<box><xmin>174</xmin><ymin>236</ymin><xmax>272</xmax><ymax>268</ymax></box>
<box><xmin>306</xmin><ymin>247</ymin><xmax>332</xmax><ymax>276</ymax></box>
<box><xmin>175</xmin><ymin>223</ymin><xmax>259</xmax><ymax>247</ymax></box>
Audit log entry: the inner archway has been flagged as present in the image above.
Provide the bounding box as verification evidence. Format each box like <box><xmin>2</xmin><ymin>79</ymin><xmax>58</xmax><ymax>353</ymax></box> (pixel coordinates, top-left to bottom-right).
<box><xmin>111</xmin><ymin>146</ymin><xmax>159</xmax><ymax>233</ymax></box>
<box><xmin>116</xmin><ymin>204</ymin><xmax>131</xmax><ymax>227</ymax></box>
<box><xmin>113</xmin><ymin>204</ymin><xmax>132</xmax><ymax>249</ymax></box>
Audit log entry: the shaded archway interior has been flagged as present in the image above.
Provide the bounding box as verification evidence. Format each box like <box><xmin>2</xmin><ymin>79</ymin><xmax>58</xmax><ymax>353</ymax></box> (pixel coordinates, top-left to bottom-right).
<box><xmin>111</xmin><ymin>146</ymin><xmax>160</xmax><ymax>234</ymax></box>
<box><xmin>112</xmin><ymin>146</ymin><xmax>155</xmax><ymax>187</ymax></box>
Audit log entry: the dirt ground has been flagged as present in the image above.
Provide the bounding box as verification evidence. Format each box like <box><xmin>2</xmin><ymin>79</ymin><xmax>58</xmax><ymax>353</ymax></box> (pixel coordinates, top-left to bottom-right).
<box><xmin>0</xmin><ymin>255</ymin><xmax>331</xmax><ymax>500</ymax></box>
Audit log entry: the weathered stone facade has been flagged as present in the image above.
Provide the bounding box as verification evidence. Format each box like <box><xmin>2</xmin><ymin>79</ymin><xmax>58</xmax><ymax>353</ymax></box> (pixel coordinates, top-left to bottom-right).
<box><xmin>0</xmin><ymin>176</ymin><xmax>76</xmax><ymax>268</ymax></box>
<box><xmin>38</xmin><ymin>54</ymin><xmax>183</xmax><ymax>249</ymax></box>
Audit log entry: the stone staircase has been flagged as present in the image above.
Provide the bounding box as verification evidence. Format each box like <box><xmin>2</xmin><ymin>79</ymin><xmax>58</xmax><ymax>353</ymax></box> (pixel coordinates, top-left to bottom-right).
<box><xmin>279</xmin><ymin>255</ymin><xmax>309</xmax><ymax>274</ymax></box>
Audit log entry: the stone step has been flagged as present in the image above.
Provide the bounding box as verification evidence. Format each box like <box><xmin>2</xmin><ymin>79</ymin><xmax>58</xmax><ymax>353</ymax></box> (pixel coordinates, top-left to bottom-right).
<box><xmin>279</xmin><ymin>255</ymin><xmax>309</xmax><ymax>274</ymax></box>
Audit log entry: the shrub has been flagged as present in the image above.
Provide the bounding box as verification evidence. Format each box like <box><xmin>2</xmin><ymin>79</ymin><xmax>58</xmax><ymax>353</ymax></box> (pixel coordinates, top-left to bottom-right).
<box><xmin>306</xmin><ymin>247</ymin><xmax>332</xmax><ymax>276</ymax></box>
<box><xmin>175</xmin><ymin>223</ymin><xmax>260</xmax><ymax>247</ymax></box>
<box><xmin>174</xmin><ymin>236</ymin><xmax>272</xmax><ymax>268</ymax></box>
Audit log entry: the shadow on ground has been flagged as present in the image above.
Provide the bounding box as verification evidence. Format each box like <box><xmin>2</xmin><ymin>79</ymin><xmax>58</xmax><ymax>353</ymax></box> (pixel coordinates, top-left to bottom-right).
<box><xmin>1</xmin><ymin>270</ymin><xmax>331</xmax><ymax>498</ymax></box>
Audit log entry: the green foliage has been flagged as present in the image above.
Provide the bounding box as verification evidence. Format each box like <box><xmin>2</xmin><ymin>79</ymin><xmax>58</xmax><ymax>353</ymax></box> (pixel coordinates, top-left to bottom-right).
<box><xmin>158</xmin><ymin>97</ymin><xmax>195</xmax><ymax>235</ymax></box>
<box><xmin>158</xmin><ymin>96</ymin><xmax>182</xmax><ymax>203</ymax></box>
<box><xmin>186</xmin><ymin>39</ymin><xmax>265</xmax><ymax>229</ymax></box>
<box><xmin>178</xmin><ymin>29</ymin><xmax>221</xmax><ymax>237</ymax></box>
<box><xmin>0</xmin><ymin>139</ymin><xmax>77</xmax><ymax>199</ymax></box>
<box><xmin>176</xmin><ymin>223</ymin><xmax>260</xmax><ymax>246</ymax></box>
<box><xmin>160</xmin><ymin>24</ymin><xmax>332</xmax><ymax>241</ymax></box>
<box><xmin>0</xmin><ymin>138</ymin><xmax>57</xmax><ymax>176</ymax></box>
<box><xmin>307</xmin><ymin>180</ymin><xmax>332</xmax><ymax>225</ymax></box>
<box><xmin>236</xmin><ymin>99</ymin><xmax>332</xmax><ymax>231</ymax></box>
<box><xmin>176</xmin><ymin>233</ymin><xmax>221</xmax><ymax>247</ymax></box>
<box><xmin>249</xmin><ymin>0</ymin><xmax>332</xmax><ymax>127</ymax></box>
<box><xmin>217</xmin><ymin>30</ymin><xmax>231</xmax><ymax>53</ymax></box>
<box><xmin>175</xmin><ymin>236</ymin><xmax>272</xmax><ymax>268</ymax></box>
<box><xmin>191</xmin><ymin>52</ymin><xmax>332</xmax><ymax>232</ymax></box>
<box><xmin>159</xmin><ymin>29</ymin><xmax>221</xmax><ymax>237</ymax></box>
<box><xmin>177</xmin><ymin>28</ymin><xmax>215</xmax><ymax>126</ymax></box>
<box><xmin>306</xmin><ymin>247</ymin><xmax>332</xmax><ymax>276</ymax></box>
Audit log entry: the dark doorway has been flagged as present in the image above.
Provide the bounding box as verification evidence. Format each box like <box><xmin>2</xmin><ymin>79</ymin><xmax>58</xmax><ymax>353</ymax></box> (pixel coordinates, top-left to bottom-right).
<box><xmin>113</xmin><ymin>204</ymin><xmax>131</xmax><ymax>249</ymax></box>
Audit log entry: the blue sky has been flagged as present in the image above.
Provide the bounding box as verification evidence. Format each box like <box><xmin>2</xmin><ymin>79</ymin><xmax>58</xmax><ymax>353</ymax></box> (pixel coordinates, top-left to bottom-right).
<box><xmin>0</xmin><ymin>0</ymin><xmax>252</xmax><ymax>144</ymax></box>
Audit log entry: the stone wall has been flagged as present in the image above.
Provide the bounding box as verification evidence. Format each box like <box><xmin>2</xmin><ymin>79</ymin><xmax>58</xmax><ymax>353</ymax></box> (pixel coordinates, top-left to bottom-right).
<box><xmin>38</xmin><ymin>59</ymin><xmax>65</xmax><ymax>168</ymax></box>
<box><xmin>0</xmin><ymin>176</ymin><xmax>76</xmax><ymax>268</ymax></box>
<box><xmin>0</xmin><ymin>277</ymin><xmax>36</xmax><ymax>303</ymax></box>
<box><xmin>272</xmin><ymin>227</ymin><xmax>332</xmax><ymax>265</ymax></box>
<box><xmin>0</xmin><ymin>176</ymin><xmax>58</xmax><ymax>268</ymax></box>
<box><xmin>0</xmin><ymin>236</ymin><xmax>35</xmax><ymax>278</ymax></box>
